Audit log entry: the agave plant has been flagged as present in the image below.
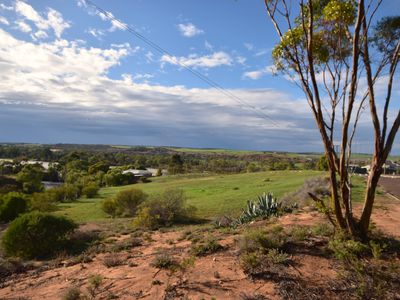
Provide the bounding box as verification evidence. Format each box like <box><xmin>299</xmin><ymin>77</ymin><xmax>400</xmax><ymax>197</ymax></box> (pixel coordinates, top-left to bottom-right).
<box><xmin>256</xmin><ymin>192</ymin><xmax>281</xmax><ymax>217</ymax></box>
<box><xmin>235</xmin><ymin>192</ymin><xmax>282</xmax><ymax>225</ymax></box>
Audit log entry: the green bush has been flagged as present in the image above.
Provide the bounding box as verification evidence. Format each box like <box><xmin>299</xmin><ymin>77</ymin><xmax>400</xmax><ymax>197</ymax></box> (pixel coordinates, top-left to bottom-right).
<box><xmin>30</xmin><ymin>192</ymin><xmax>57</xmax><ymax>212</ymax></box>
<box><xmin>101</xmin><ymin>198</ymin><xmax>117</xmax><ymax>217</ymax></box>
<box><xmin>47</xmin><ymin>184</ymin><xmax>81</xmax><ymax>203</ymax></box>
<box><xmin>328</xmin><ymin>233</ymin><xmax>369</xmax><ymax>261</ymax></box>
<box><xmin>133</xmin><ymin>189</ymin><xmax>196</xmax><ymax>229</ymax></box>
<box><xmin>82</xmin><ymin>183</ymin><xmax>99</xmax><ymax>198</ymax></box>
<box><xmin>238</xmin><ymin>228</ymin><xmax>287</xmax><ymax>254</ymax></box>
<box><xmin>62</xmin><ymin>286</ymin><xmax>81</xmax><ymax>300</ymax></box>
<box><xmin>0</xmin><ymin>192</ymin><xmax>28</xmax><ymax>223</ymax></box>
<box><xmin>190</xmin><ymin>238</ymin><xmax>223</xmax><ymax>256</ymax></box>
<box><xmin>114</xmin><ymin>188</ymin><xmax>147</xmax><ymax>217</ymax></box>
<box><xmin>1</xmin><ymin>211</ymin><xmax>77</xmax><ymax>259</ymax></box>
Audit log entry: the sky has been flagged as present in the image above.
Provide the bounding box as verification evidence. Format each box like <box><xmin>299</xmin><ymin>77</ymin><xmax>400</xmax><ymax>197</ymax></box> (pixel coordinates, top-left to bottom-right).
<box><xmin>0</xmin><ymin>0</ymin><xmax>399</xmax><ymax>153</ymax></box>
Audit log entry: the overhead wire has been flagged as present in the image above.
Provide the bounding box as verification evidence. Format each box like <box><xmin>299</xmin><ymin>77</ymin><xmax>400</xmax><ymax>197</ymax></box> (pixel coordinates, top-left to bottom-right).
<box><xmin>82</xmin><ymin>0</ymin><xmax>280</xmax><ymax>126</ymax></box>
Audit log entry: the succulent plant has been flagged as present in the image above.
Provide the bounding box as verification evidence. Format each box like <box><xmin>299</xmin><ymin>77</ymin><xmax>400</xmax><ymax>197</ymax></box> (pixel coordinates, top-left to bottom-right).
<box><xmin>234</xmin><ymin>192</ymin><xmax>283</xmax><ymax>225</ymax></box>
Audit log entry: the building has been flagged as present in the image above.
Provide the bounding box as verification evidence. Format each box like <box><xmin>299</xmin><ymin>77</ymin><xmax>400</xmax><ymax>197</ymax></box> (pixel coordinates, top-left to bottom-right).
<box><xmin>122</xmin><ymin>169</ymin><xmax>152</xmax><ymax>178</ymax></box>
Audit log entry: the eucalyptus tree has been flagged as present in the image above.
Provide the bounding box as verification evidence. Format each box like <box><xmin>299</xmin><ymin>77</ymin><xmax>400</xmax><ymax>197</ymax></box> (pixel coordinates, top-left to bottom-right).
<box><xmin>265</xmin><ymin>0</ymin><xmax>399</xmax><ymax>238</ymax></box>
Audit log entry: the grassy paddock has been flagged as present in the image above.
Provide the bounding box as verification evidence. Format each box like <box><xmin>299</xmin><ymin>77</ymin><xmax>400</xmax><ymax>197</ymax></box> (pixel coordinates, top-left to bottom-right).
<box><xmin>55</xmin><ymin>170</ymin><xmax>323</xmax><ymax>223</ymax></box>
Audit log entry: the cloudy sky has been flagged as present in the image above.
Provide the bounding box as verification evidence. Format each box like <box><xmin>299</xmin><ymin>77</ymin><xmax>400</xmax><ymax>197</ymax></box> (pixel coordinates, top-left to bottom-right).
<box><xmin>0</xmin><ymin>0</ymin><xmax>399</xmax><ymax>153</ymax></box>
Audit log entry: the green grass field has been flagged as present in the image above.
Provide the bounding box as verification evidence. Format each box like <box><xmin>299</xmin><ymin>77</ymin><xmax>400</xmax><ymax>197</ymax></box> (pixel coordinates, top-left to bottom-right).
<box><xmin>55</xmin><ymin>170</ymin><xmax>324</xmax><ymax>223</ymax></box>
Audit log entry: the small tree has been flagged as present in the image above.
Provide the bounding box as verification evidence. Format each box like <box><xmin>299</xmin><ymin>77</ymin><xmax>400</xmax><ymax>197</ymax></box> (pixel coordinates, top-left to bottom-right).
<box><xmin>0</xmin><ymin>192</ymin><xmax>28</xmax><ymax>223</ymax></box>
<box><xmin>168</xmin><ymin>154</ymin><xmax>184</xmax><ymax>174</ymax></box>
<box><xmin>265</xmin><ymin>0</ymin><xmax>399</xmax><ymax>238</ymax></box>
<box><xmin>16</xmin><ymin>164</ymin><xmax>44</xmax><ymax>194</ymax></box>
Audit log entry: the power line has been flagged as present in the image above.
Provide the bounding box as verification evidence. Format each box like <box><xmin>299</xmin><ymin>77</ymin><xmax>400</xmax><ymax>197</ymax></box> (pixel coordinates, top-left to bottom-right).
<box><xmin>82</xmin><ymin>0</ymin><xmax>279</xmax><ymax>126</ymax></box>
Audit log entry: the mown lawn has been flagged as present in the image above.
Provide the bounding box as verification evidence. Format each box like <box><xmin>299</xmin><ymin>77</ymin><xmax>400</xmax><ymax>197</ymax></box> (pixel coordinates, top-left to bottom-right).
<box><xmin>55</xmin><ymin>170</ymin><xmax>323</xmax><ymax>223</ymax></box>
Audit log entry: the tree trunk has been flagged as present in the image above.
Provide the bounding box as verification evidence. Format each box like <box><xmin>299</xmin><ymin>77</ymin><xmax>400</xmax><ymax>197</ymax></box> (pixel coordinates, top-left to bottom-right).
<box><xmin>358</xmin><ymin>163</ymin><xmax>383</xmax><ymax>239</ymax></box>
<box><xmin>327</xmin><ymin>158</ymin><xmax>347</xmax><ymax>230</ymax></box>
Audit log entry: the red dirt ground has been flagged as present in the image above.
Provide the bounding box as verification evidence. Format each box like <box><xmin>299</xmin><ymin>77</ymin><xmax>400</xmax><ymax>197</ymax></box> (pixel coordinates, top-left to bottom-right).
<box><xmin>0</xmin><ymin>197</ymin><xmax>398</xmax><ymax>300</ymax></box>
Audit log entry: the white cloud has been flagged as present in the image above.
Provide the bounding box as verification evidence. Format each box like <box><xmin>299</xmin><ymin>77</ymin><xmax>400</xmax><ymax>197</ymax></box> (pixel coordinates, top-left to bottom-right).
<box><xmin>132</xmin><ymin>73</ymin><xmax>154</xmax><ymax>82</ymax></box>
<box><xmin>110</xmin><ymin>18</ymin><xmax>126</xmax><ymax>31</ymax></box>
<box><xmin>0</xmin><ymin>3</ymin><xmax>13</xmax><ymax>11</ymax></box>
<box><xmin>161</xmin><ymin>51</ymin><xmax>233</xmax><ymax>69</ymax></box>
<box><xmin>0</xmin><ymin>16</ymin><xmax>9</xmax><ymax>25</ymax></box>
<box><xmin>243</xmin><ymin>66</ymin><xmax>274</xmax><ymax>80</ymax></box>
<box><xmin>0</xmin><ymin>28</ymin><xmax>323</xmax><ymax>151</ymax></box>
<box><xmin>145</xmin><ymin>51</ymin><xmax>154</xmax><ymax>62</ymax></box>
<box><xmin>87</xmin><ymin>27</ymin><xmax>105</xmax><ymax>38</ymax></box>
<box><xmin>15</xmin><ymin>20</ymin><xmax>32</xmax><ymax>32</ymax></box>
<box><xmin>31</xmin><ymin>30</ymin><xmax>48</xmax><ymax>40</ymax></box>
<box><xmin>236</xmin><ymin>56</ymin><xmax>247</xmax><ymax>65</ymax></box>
<box><xmin>177</xmin><ymin>23</ymin><xmax>204</xmax><ymax>37</ymax></box>
<box><xmin>244</xmin><ymin>43</ymin><xmax>254</xmax><ymax>51</ymax></box>
<box><xmin>205</xmin><ymin>40</ymin><xmax>213</xmax><ymax>51</ymax></box>
<box><xmin>14</xmin><ymin>1</ymin><xmax>70</xmax><ymax>38</ymax></box>
<box><xmin>96</xmin><ymin>10</ymin><xmax>127</xmax><ymax>32</ymax></box>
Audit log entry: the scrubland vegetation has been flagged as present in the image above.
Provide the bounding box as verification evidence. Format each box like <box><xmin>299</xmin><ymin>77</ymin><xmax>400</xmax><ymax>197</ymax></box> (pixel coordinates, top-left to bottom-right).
<box><xmin>0</xmin><ymin>144</ymin><xmax>398</xmax><ymax>299</ymax></box>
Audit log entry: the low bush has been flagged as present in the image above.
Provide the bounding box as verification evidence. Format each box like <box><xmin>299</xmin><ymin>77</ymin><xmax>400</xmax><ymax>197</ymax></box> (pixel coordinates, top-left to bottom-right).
<box><xmin>328</xmin><ymin>233</ymin><xmax>370</xmax><ymax>261</ymax></box>
<box><xmin>102</xmin><ymin>188</ymin><xmax>147</xmax><ymax>217</ymax></box>
<box><xmin>280</xmin><ymin>177</ymin><xmax>330</xmax><ymax>208</ymax></box>
<box><xmin>48</xmin><ymin>184</ymin><xmax>81</xmax><ymax>203</ymax></box>
<box><xmin>133</xmin><ymin>189</ymin><xmax>196</xmax><ymax>229</ymax></box>
<box><xmin>312</xmin><ymin>222</ymin><xmax>334</xmax><ymax>237</ymax></box>
<box><xmin>288</xmin><ymin>226</ymin><xmax>310</xmax><ymax>242</ymax></box>
<box><xmin>238</xmin><ymin>228</ymin><xmax>287</xmax><ymax>254</ymax></box>
<box><xmin>0</xmin><ymin>192</ymin><xmax>28</xmax><ymax>223</ymax></box>
<box><xmin>1</xmin><ymin>211</ymin><xmax>77</xmax><ymax>259</ymax></box>
<box><xmin>150</xmin><ymin>254</ymin><xmax>179</xmax><ymax>270</ymax></box>
<box><xmin>30</xmin><ymin>192</ymin><xmax>57</xmax><ymax>212</ymax></box>
<box><xmin>82</xmin><ymin>182</ymin><xmax>99</xmax><ymax>198</ymax></box>
<box><xmin>62</xmin><ymin>286</ymin><xmax>81</xmax><ymax>300</ymax></box>
<box><xmin>190</xmin><ymin>238</ymin><xmax>223</xmax><ymax>256</ymax></box>
<box><xmin>265</xmin><ymin>248</ymin><xmax>291</xmax><ymax>264</ymax></box>
<box><xmin>101</xmin><ymin>198</ymin><xmax>117</xmax><ymax>217</ymax></box>
<box><xmin>103</xmin><ymin>255</ymin><xmax>124</xmax><ymax>268</ymax></box>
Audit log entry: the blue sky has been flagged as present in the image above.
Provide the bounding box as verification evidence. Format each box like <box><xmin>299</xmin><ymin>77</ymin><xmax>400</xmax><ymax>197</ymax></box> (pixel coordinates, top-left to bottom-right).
<box><xmin>0</xmin><ymin>0</ymin><xmax>399</xmax><ymax>153</ymax></box>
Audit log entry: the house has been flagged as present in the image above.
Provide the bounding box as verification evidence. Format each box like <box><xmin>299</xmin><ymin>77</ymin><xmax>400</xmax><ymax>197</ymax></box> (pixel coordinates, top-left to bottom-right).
<box><xmin>347</xmin><ymin>165</ymin><xmax>368</xmax><ymax>174</ymax></box>
<box><xmin>362</xmin><ymin>161</ymin><xmax>400</xmax><ymax>175</ymax></box>
<box><xmin>122</xmin><ymin>169</ymin><xmax>152</xmax><ymax>178</ymax></box>
<box><xmin>146</xmin><ymin>168</ymin><xmax>168</xmax><ymax>176</ymax></box>
<box><xmin>20</xmin><ymin>160</ymin><xmax>58</xmax><ymax>171</ymax></box>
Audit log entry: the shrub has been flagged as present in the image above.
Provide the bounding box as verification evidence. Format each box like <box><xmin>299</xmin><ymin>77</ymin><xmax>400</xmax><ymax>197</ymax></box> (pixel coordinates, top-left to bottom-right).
<box><xmin>369</xmin><ymin>240</ymin><xmax>386</xmax><ymax>259</ymax></box>
<box><xmin>47</xmin><ymin>184</ymin><xmax>81</xmax><ymax>203</ymax></box>
<box><xmin>114</xmin><ymin>188</ymin><xmax>147</xmax><ymax>217</ymax></box>
<box><xmin>30</xmin><ymin>192</ymin><xmax>57</xmax><ymax>212</ymax></box>
<box><xmin>150</xmin><ymin>254</ymin><xmax>179</xmax><ymax>270</ymax></box>
<box><xmin>280</xmin><ymin>177</ymin><xmax>330</xmax><ymax>208</ymax></box>
<box><xmin>312</xmin><ymin>222</ymin><xmax>334</xmax><ymax>237</ymax></box>
<box><xmin>288</xmin><ymin>226</ymin><xmax>310</xmax><ymax>242</ymax></box>
<box><xmin>133</xmin><ymin>189</ymin><xmax>196</xmax><ymax>229</ymax></box>
<box><xmin>328</xmin><ymin>234</ymin><xmax>369</xmax><ymax>261</ymax></box>
<box><xmin>1</xmin><ymin>212</ymin><xmax>77</xmax><ymax>259</ymax></box>
<box><xmin>190</xmin><ymin>238</ymin><xmax>223</xmax><ymax>256</ymax></box>
<box><xmin>82</xmin><ymin>183</ymin><xmax>99</xmax><ymax>198</ymax></box>
<box><xmin>266</xmin><ymin>248</ymin><xmax>290</xmax><ymax>264</ymax></box>
<box><xmin>103</xmin><ymin>255</ymin><xmax>124</xmax><ymax>268</ymax></box>
<box><xmin>101</xmin><ymin>198</ymin><xmax>117</xmax><ymax>217</ymax></box>
<box><xmin>238</xmin><ymin>228</ymin><xmax>286</xmax><ymax>254</ymax></box>
<box><xmin>62</xmin><ymin>286</ymin><xmax>81</xmax><ymax>300</ymax></box>
<box><xmin>0</xmin><ymin>192</ymin><xmax>28</xmax><ymax>223</ymax></box>
<box><xmin>88</xmin><ymin>274</ymin><xmax>103</xmax><ymax>297</ymax></box>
